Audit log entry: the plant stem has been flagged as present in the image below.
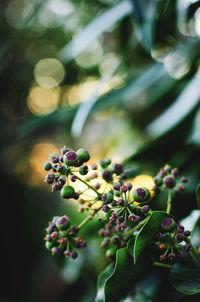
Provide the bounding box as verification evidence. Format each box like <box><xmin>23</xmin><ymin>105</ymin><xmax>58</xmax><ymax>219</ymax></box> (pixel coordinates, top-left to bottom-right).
<box><xmin>78</xmin><ymin>215</ymin><xmax>91</xmax><ymax>229</ymax></box>
<box><xmin>153</xmin><ymin>261</ymin><xmax>172</xmax><ymax>269</ymax></box>
<box><xmin>124</xmin><ymin>217</ymin><xmax>149</xmax><ymax>239</ymax></box>
<box><xmin>166</xmin><ymin>189</ymin><xmax>172</xmax><ymax>214</ymax></box>
<box><xmin>73</xmin><ymin>174</ymin><xmax>101</xmax><ymax>198</ymax></box>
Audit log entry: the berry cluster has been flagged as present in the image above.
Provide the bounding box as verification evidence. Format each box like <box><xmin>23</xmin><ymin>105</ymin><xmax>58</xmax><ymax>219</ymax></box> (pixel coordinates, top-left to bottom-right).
<box><xmin>44</xmin><ymin>215</ymin><xmax>87</xmax><ymax>259</ymax></box>
<box><xmin>43</xmin><ymin>147</ymin><xmax>195</xmax><ymax>267</ymax></box>
<box><xmin>153</xmin><ymin>217</ymin><xmax>191</xmax><ymax>264</ymax></box>
<box><xmin>153</xmin><ymin>164</ymin><xmax>188</xmax><ymax>194</ymax></box>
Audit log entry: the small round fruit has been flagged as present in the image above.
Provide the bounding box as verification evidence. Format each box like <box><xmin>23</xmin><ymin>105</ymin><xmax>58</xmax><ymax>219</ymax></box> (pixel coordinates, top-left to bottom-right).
<box><xmin>60</xmin><ymin>185</ymin><xmax>75</xmax><ymax>199</ymax></box>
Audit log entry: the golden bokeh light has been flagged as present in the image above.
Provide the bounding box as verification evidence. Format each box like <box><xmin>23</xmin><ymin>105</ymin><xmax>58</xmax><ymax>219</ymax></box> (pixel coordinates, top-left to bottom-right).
<box><xmin>34</xmin><ymin>58</ymin><xmax>65</xmax><ymax>88</ymax></box>
<box><xmin>27</xmin><ymin>86</ymin><xmax>59</xmax><ymax>115</ymax></box>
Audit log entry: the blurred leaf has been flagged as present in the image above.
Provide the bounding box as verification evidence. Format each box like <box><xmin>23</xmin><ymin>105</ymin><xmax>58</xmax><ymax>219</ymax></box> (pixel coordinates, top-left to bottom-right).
<box><xmin>134</xmin><ymin>211</ymin><xmax>170</xmax><ymax>263</ymax></box>
<box><xmin>180</xmin><ymin>209</ymin><xmax>200</xmax><ymax>236</ymax></box>
<box><xmin>170</xmin><ymin>262</ymin><xmax>200</xmax><ymax>295</ymax></box>
<box><xmin>146</xmin><ymin>74</ymin><xmax>200</xmax><ymax>138</ymax></box>
<box><xmin>131</xmin><ymin>0</ymin><xmax>155</xmax><ymax>51</ymax></box>
<box><xmin>57</xmin><ymin>0</ymin><xmax>133</xmax><ymax>64</ymax></box>
<box><xmin>18</xmin><ymin>62</ymin><xmax>168</xmax><ymax>137</ymax></box>
<box><xmin>96</xmin><ymin>264</ymin><xmax>114</xmax><ymax>302</ymax></box>
<box><xmin>196</xmin><ymin>184</ymin><xmax>200</xmax><ymax>210</ymax></box>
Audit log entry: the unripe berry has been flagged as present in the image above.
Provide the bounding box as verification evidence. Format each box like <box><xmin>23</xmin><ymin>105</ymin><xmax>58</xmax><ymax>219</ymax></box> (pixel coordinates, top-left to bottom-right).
<box><xmin>43</xmin><ymin>161</ymin><xmax>52</xmax><ymax>171</ymax></box>
<box><xmin>99</xmin><ymin>158</ymin><xmax>111</xmax><ymax>168</ymax></box>
<box><xmin>60</xmin><ymin>238</ymin><xmax>66</xmax><ymax>244</ymax></box>
<box><xmin>106</xmin><ymin>248</ymin><xmax>116</xmax><ymax>261</ymax></box>
<box><xmin>120</xmin><ymin>185</ymin><xmax>128</xmax><ymax>193</ymax></box>
<box><xmin>181</xmin><ymin>176</ymin><xmax>188</xmax><ymax>183</ymax></box>
<box><xmin>168</xmin><ymin>253</ymin><xmax>176</xmax><ymax>264</ymax></box>
<box><xmin>128</xmin><ymin>214</ymin><xmax>135</xmax><ymax>222</ymax></box>
<box><xmin>154</xmin><ymin>232</ymin><xmax>163</xmax><ymax>242</ymax></box>
<box><xmin>45</xmin><ymin>241</ymin><xmax>54</xmax><ymax>251</ymax></box>
<box><xmin>63</xmin><ymin>151</ymin><xmax>78</xmax><ymax>166</ymax></box>
<box><xmin>79</xmin><ymin>165</ymin><xmax>89</xmax><ymax>175</ymax></box>
<box><xmin>64</xmin><ymin>250</ymin><xmax>70</xmax><ymax>258</ymax></box>
<box><xmin>56</xmin><ymin>215</ymin><xmax>71</xmax><ymax>230</ymax></box>
<box><xmin>184</xmin><ymin>243</ymin><xmax>191</xmax><ymax>251</ymax></box>
<box><xmin>51</xmin><ymin>247</ymin><xmax>62</xmax><ymax>256</ymax></box>
<box><xmin>70</xmin><ymin>175</ymin><xmax>77</xmax><ymax>182</ymax></box>
<box><xmin>158</xmin><ymin>243</ymin><xmax>165</xmax><ymax>251</ymax></box>
<box><xmin>118</xmin><ymin>198</ymin><xmax>125</xmax><ymax>207</ymax></box>
<box><xmin>51</xmin><ymin>231</ymin><xmax>58</xmax><ymax>240</ymax></box>
<box><xmin>161</xmin><ymin>217</ymin><xmax>175</xmax><ymax>231</ymax></box>
<box><xmin>126</xmin><ymin>183</ymin><xmax>133</xmax><ymax>191</ymax></box>
<box><xmin>102</xmin><ymin>205</ymin><xmax>110</xmax><ymax>212</ymax></box>
<box><xmin>159</xmin><ymin>255</ymin><xmax>166</xmax><ymax>262</ymax></box>
<box><xmin>142</xmin><ymin>205</ymin><xmax>149</xmax><ymax>213</ymax></box>
<box><xmin>163</xmin><ymin>176</ymin><xmax>175</xmax><ymax>188</ymax></box>
<box><xmin>52</xmin><ymin>184</ymin><xmax>61</xmax><ymax>192</ymax></box>
<box><xmin>184</xmin><ymin>230</ymin><xmax>191</xmax><ymax>237</ymax></box>
<box><xmin>91</xmin><ymin>163</ymin><xmax>97</xmax><ymax>170</ymax></box>
<box><xmin>76</xmin><ymin>148</ymin><xmax>90</xmax><ymax>163</ymax></box>
<box><xmin>132</xmin><ymin>187</ymin><xmax>151</xmax><ymax>203</ymax></box>
<box><xmin>101</xmin><ymin>238</ymin><xmax>110</xmax><ymax>249</ymax></box>
<box><xmin>171</xmin><ymin>168</ymin><xmax>179</xmax><ymax>177</ymax></box>
<box><xmin>60</xmin><ymin>185</ymin><xmax>75</xmax><ymax>199</ymax></box>
<box><xmin>175</xmin><ymin>233</ymin><xmax>184</xmax><ymax>243</ymax></box>
<box><xmin>176</xmin><ymin>222</ymin><xmax>184</xmax><ymax>233</ymax></box>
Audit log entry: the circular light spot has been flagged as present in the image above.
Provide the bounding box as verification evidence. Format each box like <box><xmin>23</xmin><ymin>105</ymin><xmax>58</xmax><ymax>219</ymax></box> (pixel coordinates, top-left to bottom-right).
<box><xmin>164</xmin><ymin>52</ymin><xmax>191</xmax><ymax>79</ymax></box>
<box><xmin>34</xmin><ymin>58</ymin><xmax>65</xmax><ymax>88</ymax></box>
<box><xmin>27</xmin><ymin>86</ymin><xmax>59</xmax><ymax>115</ymax></box>
<box><xmin>75</xmin><ymin>41</ymin><xmax>104</xmax><ymax>69</ymax></box>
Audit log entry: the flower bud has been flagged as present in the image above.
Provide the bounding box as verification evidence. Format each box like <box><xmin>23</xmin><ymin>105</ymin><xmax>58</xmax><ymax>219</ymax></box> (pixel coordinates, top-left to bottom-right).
<box><xmin>49</xmin><ymin>153</ymin><xmax>59</xmax><ymax>163</ymax></box>
<box><xmin>102</xmin><ymin>192</ymin><xmax>113</xmax><ymax>204</ymax></box>
<box><xmin>61</xmin><ymin>146</ymin><xmax>70</xmax><ymax>155</ymax></box>
<box><xmin>45</xmin><ymin>172</ymin><xmax>55</xmax><ymax>184</ymax></box>
<box><xmin>163</xmin><ymin>176</ymin><xmax>175</xmax><ymax>188</ymax></box>
<box><xmin>113</xmin><ymin>163</ymin><xmax>123</xmax><ymax>175</ymax></box>
<box><xmin>102</xmin><ymin>170</ymin><xmax>113</xmax><ymax>182</ymax></box>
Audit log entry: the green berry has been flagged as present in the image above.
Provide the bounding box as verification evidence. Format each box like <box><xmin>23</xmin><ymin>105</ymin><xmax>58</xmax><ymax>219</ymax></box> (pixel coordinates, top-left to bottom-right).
<box><xmin>45</xmin><ymin>241</ymin><xmax>54</xmax><ymax>251</ymax></box>
<box><xmin>76</xmin><ymin>148</ymin><xmax>90</xmax><ymax>163</ymax></box>
<box><xmin>43</xmin><ymin>161</ymin><xmax>52</xmax><ymax>171</ymax></box>
<box><xmin>60</xmin><ymin>185</ymin><xmax>75</xmax><ymax>199</ymax></box>
<box><xmin>102</xmin><ymin>192</ymin><xmax>113</xmax><ymax>204</ymax></box>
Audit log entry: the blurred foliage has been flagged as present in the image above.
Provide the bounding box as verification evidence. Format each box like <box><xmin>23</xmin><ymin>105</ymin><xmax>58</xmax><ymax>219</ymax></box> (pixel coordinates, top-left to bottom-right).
<box><xmin>0</xmin><ymin>0</ymin><xmax>200</xmax><ymax>301</ymax></box>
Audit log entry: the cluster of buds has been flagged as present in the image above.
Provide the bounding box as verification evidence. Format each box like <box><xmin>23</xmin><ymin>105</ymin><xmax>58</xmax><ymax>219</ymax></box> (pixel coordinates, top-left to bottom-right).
<box><xmin>153</xmin><ymin>217</ymin><xmax>191</xmax><ymax>264</ymax></box>
<box><xmin>44</xmin><ymin>215</ymin><xmax>87</xmax><ymax>259</ymax></box>
<box><xmin>153</xmin><ymin>164</ymin><xmax>188</xmax><ymax>194</ymax></box>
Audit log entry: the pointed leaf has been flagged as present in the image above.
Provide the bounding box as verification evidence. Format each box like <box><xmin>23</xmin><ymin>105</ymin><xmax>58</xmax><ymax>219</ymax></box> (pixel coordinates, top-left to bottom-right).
<box><xmin>103</xmin><ymin>247</ymin><xmax>152</xmax><ymax>302</ymax></box>
<box><xmin>134</xmin><ymin>211</ymin><xmax>170</xmax><ymax>263</ymax></box>
<box><xmin>96</xmin><ymin>264</ymin><xmax>114</xmax><ymax>302</ymax></box>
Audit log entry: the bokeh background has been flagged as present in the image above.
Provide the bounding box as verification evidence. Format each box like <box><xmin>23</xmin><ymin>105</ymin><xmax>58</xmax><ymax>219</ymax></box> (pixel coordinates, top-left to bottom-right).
<box><xmin>1</xmin><ymin>0</ymin><xmax>200</xmax><ymax>301</ymax></box>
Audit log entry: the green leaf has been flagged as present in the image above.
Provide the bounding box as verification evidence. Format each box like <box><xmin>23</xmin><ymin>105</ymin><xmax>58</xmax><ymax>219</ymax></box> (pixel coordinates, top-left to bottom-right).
<box><xmin>196</xmin><ymin>184</ymin><xmax>200</xmax><ymax>210</ymax></box>
<box><xmin>170</xmin><ymin>262</ymin><xmax>200</xmax><ymax>295</ymax></box>
<box><xmin>98</xmin><ymin>247</ymin><xmax>152</xmax><ymax>302</ymax></box>
<box><xmin>96</xmin><ymin>264</ymin><xmax>114</xmax><ymax>302</ymax></box>
<box><xmin>134</xmin><ymin>211</ymin><xmax>170</xmax><ymax>263</ymax></box>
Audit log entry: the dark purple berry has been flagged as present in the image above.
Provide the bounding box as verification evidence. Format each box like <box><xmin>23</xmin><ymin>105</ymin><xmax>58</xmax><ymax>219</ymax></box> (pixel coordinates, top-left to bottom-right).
<box><xmin>118</xmin><ymin>198</ymin><xmax>125</xmax><ymax>206</ymax></box>
<box><xmin>102</xmin><ymin>170</ymin><xmax>113</xmax><ymax>182</ymax></box>
<box><xmin>119</xmin><ymin>222</ymin><xmax>127</xmax><ymax>230</ymax></box>
<box><xmin>52</xmin><ymin>184</ymin><xmax>61</xmax><ymax>192</ymax></box>
<box><xmin>70</xmin><ymin>175</ymin><xmax>77</xmax><ymax>182</ymax></box>
<box><xmin>49</xmin><ymin>153</ymin><xmax>59</xmax><ymax>163</ymax></box>
<box><xmin>57</xmin><ymin>164</ymin><xmax>66</xmax><ymax>173</ymax></box>
<box><xmin>74</xmin><ymin>192</ymin><xmax>80</xmax><ymax>200</ymax></box>
<box><xmin>111</xmin><ymin>235</ymin><xmax>121</xmax><ymax>245</ymax></box>
<box><xmin>184</xmin><ymin>230</ymin><xmax>191</xmax><ymax>237</ymax></box>
<box><xmin>113</xmin><ymin>163</ymin><xmax>123</xmax><ymax>175</ymax></box>
<box><xmin>126</xmin><ymin>183</ymin><xmax>133</xmax><ymax>190</ymax></box>
<box><xmin>51</xmin><ymin>247</ymin><xmax>62</xmax><ymax>256</ymax></box>
<box><xmin>70</xmin><ymin>251</ymin><xmax>78</xmax><ymax>259</ymax></box>
<box><xmin>118</xmin><ymin>215</ymin><xmax>124</xmax><ymax>223</ymax></box>
<box><xmin>154</xmin><ymin>232</ymin><xmax>163</xmax><ymax>242</ymax></box>
<box><xmin>57</xmin><ymin>176</ymin><xmax>66</xmax><ymax>186</ymax></box>
<box><xmin>168</xmin><ymin>253</ymin><xmax>176</xmax><ymax>264</ymax></box>
<box><xmin>142</xmin><ymin>205</ymin><xmax>149</xmax><ymax>213</ymax></box>
<box><xmin>113</xmin><ymin>182</ymin><xmax>121</xmax><ymax>190</ymax></box>
<box><xmin>45</xmin><ymin>172</ymin><xmax>55</xmax><ymax>184</ymax></box>
<box><xmin>175</xmin><ymin>233</ymin><xmax>184</xmax><ymax>243</ymax></box>
<box><xmin>111</xmin><ymin>201</ymin><xmax>117</xmax><ymax>206</ymax></box>
<box><xmin>43</xmin><ymin>161</ymin><xmax>52</xmax><ymax>171</ymax></box>
<box><xmin>45</xmin><ymin>234</ymin><xmax>52</xmax><ymax>242</ymax></box>
<box><xmin>94</xmin><ymin>183</ymin><xmax>101</xmax><ymax>189</ymax></box>
<box><xmin>91</xmin><ymin>163</ymin><xmax>97</xmax><ymax>170</ymax></box>
<box><xmin>79</xmin><ymin>165</ymin><xmax>89</xmax><ymax>175</ymax></box>
<box><xmin>172</xmin><ymin>168</ymin><xmax>179</xmax><ymax>177</ymax></box>
<box><xmin>181</xmin><ymin>176</ymin><xmax>188</xmax><ymax>183</ymax></box>
<box><xmin>61</xmin><ymin>146</ymin><xmax>70</xmax><ymax>155</ymax></box>
<box><xmin>176</xmin><ymin>222</ymin><xmax>184</xmax><ymax>233</ymax></box>
<box><xmin>120</xmin><ymin>185</ymin><xmax>128</xmax><ymax>193</ymax></box>
<box><xmin>101</xmin><ymin>238</ymin><xmax>110</xmax><ymax>248</ymax></box>
<box><xmin>71</xmin><ymin>226</ymin><xmax>79</xmax><ymax>235</ymax></box>
<box><xmin>163</xmin><ymin>176</ymin><xmax>175</xmax><ymax>188</ymax></box>
<box><xmin>102</xmin><ymin>192</ymin><xmax>113</xmax><ymax>204</ymax></box>
<box><xmin>134</xmin><ymin>215</ymin><xmax>141</xmax><ymax>223</ymax></box>
<box><xmin>102</xmin><ymin>205</ymin><xmax>110</xmax><ymax>212</ymax></box>
<box><xmin>184</xmin><ymin>243</ymin><xmax>191</xmax><ymax>251</ymax></box>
